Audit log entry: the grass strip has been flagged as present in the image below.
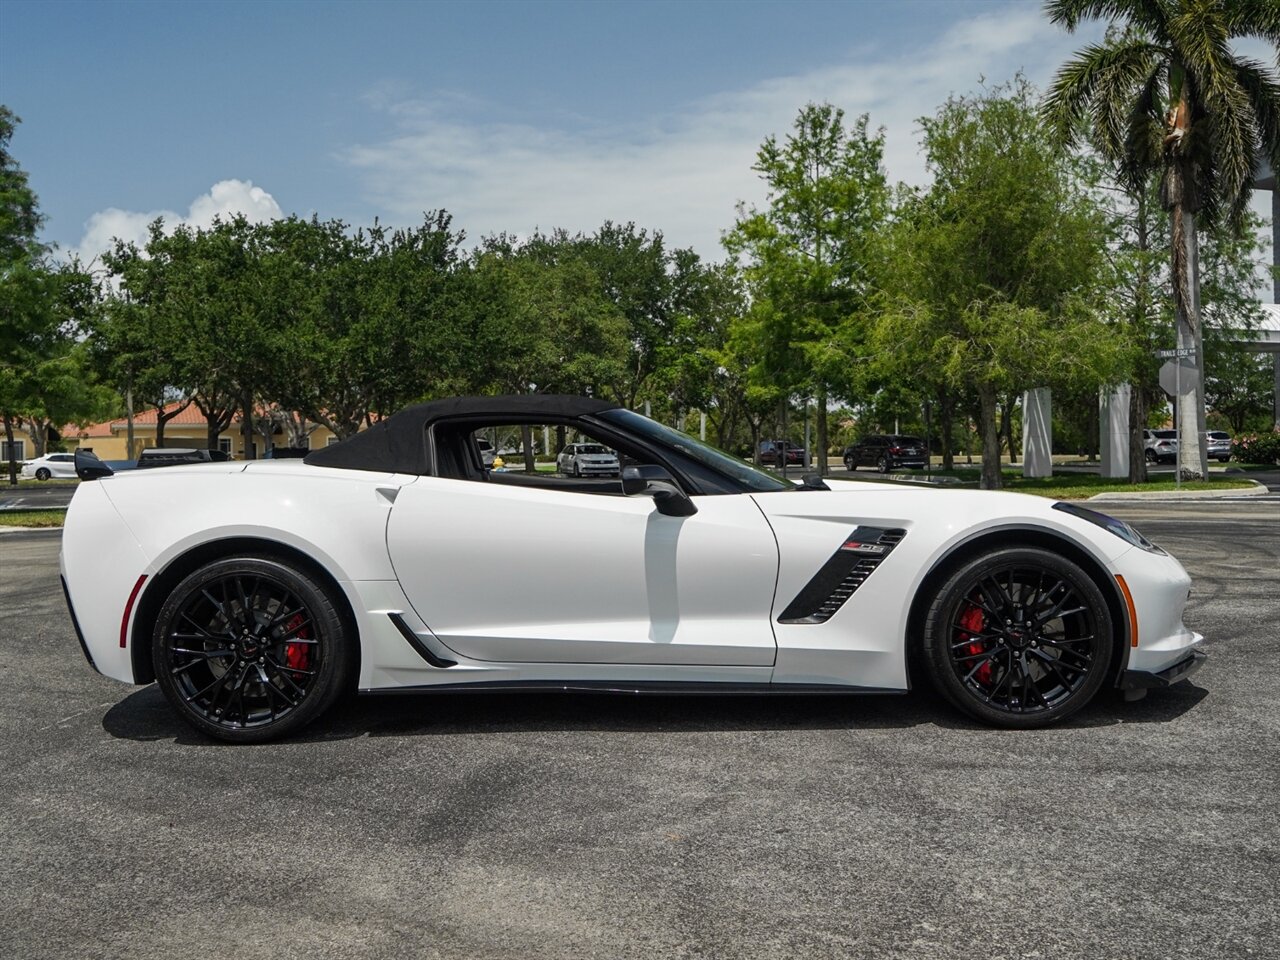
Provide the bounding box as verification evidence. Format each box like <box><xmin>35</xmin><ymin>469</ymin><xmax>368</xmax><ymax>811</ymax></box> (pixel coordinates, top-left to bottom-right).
<box><xmin>0</xmin><ymin>510</ymin><xmax>68</xmax><ymax>528</ymax></box>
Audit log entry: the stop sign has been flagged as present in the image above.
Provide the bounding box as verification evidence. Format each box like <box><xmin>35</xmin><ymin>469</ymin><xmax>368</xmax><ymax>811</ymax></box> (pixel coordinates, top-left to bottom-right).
<box><xmin>1159</xmin><ymin>359</ymin><xmax>1197</xmax><ymax>396</ymax></box>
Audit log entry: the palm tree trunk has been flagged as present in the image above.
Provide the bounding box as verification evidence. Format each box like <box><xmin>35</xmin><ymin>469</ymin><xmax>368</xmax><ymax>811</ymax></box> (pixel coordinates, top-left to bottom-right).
<box><xmin>1172</xmin><ymin>203</ymin><xmax>1207</xmax><ymax>480</ymax></box>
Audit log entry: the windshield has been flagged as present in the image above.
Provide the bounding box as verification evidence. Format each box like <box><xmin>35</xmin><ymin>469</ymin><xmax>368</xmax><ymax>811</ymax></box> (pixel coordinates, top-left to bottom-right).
<box><xmin>577</xmin><ymin>445</ymin><xmax>611</xmax><ymax>455</ymax></box>
<box><xmin>600</xmin><ymin>409</ymin><xmax>792</xmax><ymax>492</ymax></box>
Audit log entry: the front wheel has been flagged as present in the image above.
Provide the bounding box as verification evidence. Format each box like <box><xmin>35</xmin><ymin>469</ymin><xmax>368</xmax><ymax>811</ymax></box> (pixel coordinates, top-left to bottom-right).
<box><xmin>920</xmin><ymin>547</ymin><xmax>1114</xmax><ymax>728</ymax></box>
<box><xmin>35</xmin><ymin>468</ymin><xmax>51</xmax><ymax>481</ymax></box>
<box><xmin>152</xmin><ymin>556</ymin><xmax>355</xmax><ymax>742</ymax></box>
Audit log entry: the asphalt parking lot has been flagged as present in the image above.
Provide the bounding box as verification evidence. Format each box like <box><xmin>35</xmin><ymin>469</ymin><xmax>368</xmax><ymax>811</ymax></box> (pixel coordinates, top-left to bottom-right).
<box><xmin>2</xmin><ymin>501</ymin><xmax>1277</xmax><ymax>960</ymax></box>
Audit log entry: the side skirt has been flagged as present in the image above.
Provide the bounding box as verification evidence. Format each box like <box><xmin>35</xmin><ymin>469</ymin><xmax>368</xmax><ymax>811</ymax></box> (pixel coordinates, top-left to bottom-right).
<box><xmin>362</xmin><ymin>680</ymin><xmax>905</xmax><ymax>696</ymax></box>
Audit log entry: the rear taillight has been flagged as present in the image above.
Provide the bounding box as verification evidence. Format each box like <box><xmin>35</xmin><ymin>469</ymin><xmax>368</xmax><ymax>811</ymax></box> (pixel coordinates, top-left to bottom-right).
<box><xmin>889</xmin><ymin>446</ymin><xmax>902</xmax><ymax>455</ymax></box>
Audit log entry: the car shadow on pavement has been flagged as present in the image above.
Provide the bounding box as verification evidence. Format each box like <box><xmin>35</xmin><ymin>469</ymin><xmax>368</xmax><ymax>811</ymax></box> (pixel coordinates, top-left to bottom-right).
<box><xmin>100</xmin><ymin>679</ymin><xmax>1209</xmax><ymax>745</ymax></box>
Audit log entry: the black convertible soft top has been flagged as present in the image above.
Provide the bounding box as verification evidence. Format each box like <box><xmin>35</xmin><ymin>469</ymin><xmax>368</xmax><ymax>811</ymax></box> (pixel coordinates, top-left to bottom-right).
<box><xmin>303</xmin><ymin>394</ymin><xmax>620</xmax><ymax>474</ymax></box>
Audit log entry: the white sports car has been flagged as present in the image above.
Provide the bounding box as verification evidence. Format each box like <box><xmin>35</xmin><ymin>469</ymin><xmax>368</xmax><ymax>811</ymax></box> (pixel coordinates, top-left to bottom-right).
<box><xmin>61</xmin><ymin>395</ymin><xmax>1205</xmax><ymax>742</ymax></box>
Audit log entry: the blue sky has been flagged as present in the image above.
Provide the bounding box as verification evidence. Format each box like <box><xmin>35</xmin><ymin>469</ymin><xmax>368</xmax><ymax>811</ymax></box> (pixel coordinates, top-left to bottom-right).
<box><xmin>1</xmin><ymin>0</ymin><xmax>1272</xmax><ymax>293</ymax></box>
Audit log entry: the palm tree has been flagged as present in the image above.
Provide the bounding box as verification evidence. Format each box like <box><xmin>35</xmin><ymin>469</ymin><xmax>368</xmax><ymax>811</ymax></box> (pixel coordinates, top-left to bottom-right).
<box><xmin>1043</xmin><ymin>0</ymin><xmax>1280</xmax><ymax>479</ymax></box>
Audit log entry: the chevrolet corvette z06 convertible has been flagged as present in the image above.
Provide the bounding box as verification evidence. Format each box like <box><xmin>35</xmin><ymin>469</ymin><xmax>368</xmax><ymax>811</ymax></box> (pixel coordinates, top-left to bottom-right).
<box><xmin>61</xmin><ymin>395</ymin><xmax>1205</xmax><ymax>742</ymax></box>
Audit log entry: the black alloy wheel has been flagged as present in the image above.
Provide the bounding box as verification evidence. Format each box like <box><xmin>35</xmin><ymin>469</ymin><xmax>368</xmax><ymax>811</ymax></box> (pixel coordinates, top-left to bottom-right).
<box><xmin>846</xmin><ymin>457</ymin><xmax>856</xmax><ymax>471</ymax></box>
<box><xmin>921</xmin><ymin>546</ymin><xmax>1113</xmax><ymax>728</ymax></box>
<box><xmin>1144</xmin><ymin>449</ymin><xmax>1157</xmax><ymax>463</ymax></box>
<box><xmin>153</xmin><ymin>556</ymin><xmax>354</xmax><ymax>742</ymax></box>
<box><xmin>35</xmin><ymin>468</ymin><xmax>51</xmax><ymax>481</ymax></box>
<box><xmin>878</xmin><ymin>457</ymin><xmax>890</xmax><ymax>474</ymax></box>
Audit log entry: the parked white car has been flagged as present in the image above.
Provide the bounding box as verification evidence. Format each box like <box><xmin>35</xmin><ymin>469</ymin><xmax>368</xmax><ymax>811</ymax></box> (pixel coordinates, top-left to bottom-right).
<box><xmin>21</xmin><ymin>452</ymin><xmax>78</xmax><ymax>480</ymax></box>
<box><xmin>557</xmin><ymin>442</ymin><xmax>620</xmax><ymax>477</ymax></box>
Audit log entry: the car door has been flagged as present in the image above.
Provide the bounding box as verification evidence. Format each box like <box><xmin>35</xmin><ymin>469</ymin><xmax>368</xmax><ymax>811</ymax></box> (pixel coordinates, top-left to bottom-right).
<box><xmin>385</xmin><ymin>476</ymin><xmax>780</xmax><ymax>666</ymax></box>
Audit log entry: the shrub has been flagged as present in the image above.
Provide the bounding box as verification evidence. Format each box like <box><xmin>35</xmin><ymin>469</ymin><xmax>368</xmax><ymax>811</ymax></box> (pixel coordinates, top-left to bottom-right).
<box><xmin>1231</xmin><ymin>430</ymin><xmax>1280</xmax><ymax>465</ymax></box>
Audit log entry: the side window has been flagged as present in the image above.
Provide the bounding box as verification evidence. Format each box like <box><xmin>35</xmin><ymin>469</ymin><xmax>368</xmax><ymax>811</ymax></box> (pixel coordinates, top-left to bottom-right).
<box><xmin>436</xmin><ymin>421</ymin><xmax>628</xmax><ymax>495</ymax></box>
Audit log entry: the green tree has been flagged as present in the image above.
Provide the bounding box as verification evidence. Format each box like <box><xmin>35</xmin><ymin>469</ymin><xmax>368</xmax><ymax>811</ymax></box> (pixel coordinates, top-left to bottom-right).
<box><xmin>1</xmin><ymin>107</ymin><xmax>105</xmax><ymax>481</ymax></box>
<box><xmin>876</xmin><ymin>80</ymin><xmax>1123</xmax><ymax>489</ymax></box>
<box><xmin>1044</xmin><ymin>0</ymin><xmax>1280</xmax><ymax>478</ymax></box>
<box><xmin>270</xmin><ymin>213</ymin><xmax>466</xmax><ymax>439</ymax></box>
<box><xmin>725</xmin><ymin>103</ymin><xmax>890</xmax><ymax>474</ymax></box>
<box><xmin>1199</xmin><ymin>205</ymin><xmax>1273</xmax><ymax>433</ymax></box>
<box><xmin>1</xmin><ymin>105</ymin><xmax>44</xmax><ymax>483</ymax></box>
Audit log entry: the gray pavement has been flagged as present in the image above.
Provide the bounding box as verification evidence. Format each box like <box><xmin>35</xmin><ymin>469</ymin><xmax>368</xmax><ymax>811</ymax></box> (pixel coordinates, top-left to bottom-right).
<box><xmin>0</xmin><ymin>482</ymin><xmax>76</xmax><ymax>510</ymax></box>
<box><xmin>1</xmin><ymin>503</ymin><xmax>1278</xmax><ymax>960</ymax></box>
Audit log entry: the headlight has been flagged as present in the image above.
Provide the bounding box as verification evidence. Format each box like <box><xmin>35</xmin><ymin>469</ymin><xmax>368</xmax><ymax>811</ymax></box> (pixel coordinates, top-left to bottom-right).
<box><xmin>1052</xmin><ymin>502</ymin><xmax>1165</xmax><ymax>554</ymax></box>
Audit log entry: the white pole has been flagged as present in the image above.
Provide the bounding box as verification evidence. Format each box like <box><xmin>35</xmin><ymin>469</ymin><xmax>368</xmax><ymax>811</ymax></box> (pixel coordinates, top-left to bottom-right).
<box><xmin>700</xmin><ymin>411</ymin><xmax>706</xmax><ymax>441</ymax></box>
<box><xmin>803</xmin><ymin>401</ymin><xmax>811</xmax><ymax>470</ymax></box>
<box><xmin>1175</xmin><ymin>361</ymin><xmax>1181</xmax><ymax>490</ymax></box>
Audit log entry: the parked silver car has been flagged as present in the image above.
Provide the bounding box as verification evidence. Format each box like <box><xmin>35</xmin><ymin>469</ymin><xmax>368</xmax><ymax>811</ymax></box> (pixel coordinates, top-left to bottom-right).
<box><xmin>1206</xmin><ymin>431</ymin><xmax>1232</xmax><ymax>463</ymax></box>
<box><xmin>1143</xmin><ymin>429</ymin><xmax>1178</xmax><ymax>464</ymax></box>
<box><xmin>556</xmin><ymin>443</ymin><xmax>620</xmax><ymax>477</ymax></box>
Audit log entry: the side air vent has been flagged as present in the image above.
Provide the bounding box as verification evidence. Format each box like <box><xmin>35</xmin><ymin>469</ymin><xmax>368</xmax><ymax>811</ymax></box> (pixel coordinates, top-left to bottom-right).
<box><xmin>778</xmin><ymin>526</ymin><xmax>906</xmax><ymax>624</ymax></box>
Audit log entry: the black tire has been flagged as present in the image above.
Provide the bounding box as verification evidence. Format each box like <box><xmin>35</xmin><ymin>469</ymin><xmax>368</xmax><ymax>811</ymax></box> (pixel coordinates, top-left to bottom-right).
<box><xmin>846</xmin><ymin>458</ymin><xmax>855</xmax><ymax>471</ymax></box>
<box><xmin>921</xmin><ymin>546</ymin><xmax>1114</xmax><ymax>728</ymax></box>
<box><xmin>878</xmin><ymin>457</ymin><xmax>890</xmax><ymax>474</ymax></box>
<box><xmin>35</xmin><ymin>468</ymin><xmax>51</xmax><ymax>481</ymax></box>
<box><xmin>1144</xmin><ymin>449</ymin><xmax>1157</xmax><ymax>464</ymax></box>
<box><xmin>152</xmin><ymin>555</ymin><xmax>355</xmax><ymax>743</ymax></box>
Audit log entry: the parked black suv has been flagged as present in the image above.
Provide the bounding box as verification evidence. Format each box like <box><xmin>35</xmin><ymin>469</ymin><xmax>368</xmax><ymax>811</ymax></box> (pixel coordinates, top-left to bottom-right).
<box><xmin>843</xmin><ymin>435</ymin><xmax>928</xmax><ymax>473</ymax></box>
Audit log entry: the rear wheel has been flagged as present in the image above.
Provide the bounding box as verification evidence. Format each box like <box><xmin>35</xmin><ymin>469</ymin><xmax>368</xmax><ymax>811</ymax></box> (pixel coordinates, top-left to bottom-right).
<box><xmin>921</xmin><ymin>547</ymin><xmax>1113</xmax><ymax>728</ymax></box>
<box><xmin>878</xmin><ymin>457</ymin><xmax>890</xmax><ymax>474</ymax></box>
<box><xmin>152</xmin><ymin>556</ymin><xmax>354</xmax><ymax>742</ymax></box>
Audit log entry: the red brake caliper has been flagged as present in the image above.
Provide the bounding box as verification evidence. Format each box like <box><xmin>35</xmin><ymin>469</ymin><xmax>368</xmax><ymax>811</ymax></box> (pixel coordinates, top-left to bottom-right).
<box><xmin>958</xmin><ymin>600</ymin><xmax>992</xmax><ymax>685</ymax></box>
<box><xmin>284</xmin><ymin>614</ymin><xmax>310</xmax><ymax>671</ymax></box>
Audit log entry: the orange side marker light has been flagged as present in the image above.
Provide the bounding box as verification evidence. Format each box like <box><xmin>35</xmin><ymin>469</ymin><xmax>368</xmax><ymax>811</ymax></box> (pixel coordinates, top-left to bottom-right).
<box><xmin>1115</xmin><ymin>575</ymin><xmax>1139</xmax><ymax>648</ymax></box>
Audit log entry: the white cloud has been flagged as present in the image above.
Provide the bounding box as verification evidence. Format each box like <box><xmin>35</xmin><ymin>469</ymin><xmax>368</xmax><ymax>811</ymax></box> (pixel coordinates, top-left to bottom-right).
<box><xmin>340</xmin><ymin>3</ymin><xmax>1106</xmax><ymax>260</ymax></box>
<box><xmin>71</xmin><ymin>178</ymin><xmax>282</xmax><ymax>270</ymax></box>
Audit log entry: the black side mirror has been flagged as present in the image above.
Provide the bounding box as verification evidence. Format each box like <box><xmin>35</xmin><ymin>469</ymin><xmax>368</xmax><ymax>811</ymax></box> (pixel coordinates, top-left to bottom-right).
<box><xmin>799</xmin><ymin>473</ymin><xmax>829</xmax><ymax>490</ymax></box>
<box><xmin>621</xmin><ymin>464</ymin><xmax>697</xmax><ymax>517</ymax></box>
<box><xmin>75</xmin><ymin>448</ymin><xmax>114</xmax><ymax>481</ymax></box>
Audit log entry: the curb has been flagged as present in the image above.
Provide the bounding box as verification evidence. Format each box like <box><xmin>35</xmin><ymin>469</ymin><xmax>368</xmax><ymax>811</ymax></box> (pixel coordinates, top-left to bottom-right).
<box><xmin>1088</xmin><ymin>480</ymin><xmax>1270</xmax><ymax>501</ymax></box>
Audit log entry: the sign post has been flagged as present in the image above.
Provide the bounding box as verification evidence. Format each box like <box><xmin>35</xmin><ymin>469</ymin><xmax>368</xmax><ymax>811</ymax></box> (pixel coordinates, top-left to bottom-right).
<box><xmin>1155</xmin><ymin>348</ymin><xmax>1197</xmax><ymax>489</ymax></box>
